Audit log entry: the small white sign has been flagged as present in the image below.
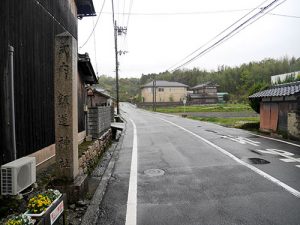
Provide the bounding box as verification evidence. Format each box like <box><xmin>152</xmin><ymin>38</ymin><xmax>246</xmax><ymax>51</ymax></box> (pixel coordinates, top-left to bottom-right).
<box><xmin>50</xmin><ymin>200</ymin><xmax>64</xmax><ymax>225</ymax></box>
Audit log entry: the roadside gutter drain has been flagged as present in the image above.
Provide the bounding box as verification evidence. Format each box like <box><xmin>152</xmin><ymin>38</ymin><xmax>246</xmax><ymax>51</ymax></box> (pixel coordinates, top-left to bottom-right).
<box><xmin>144</xmin><ymin>169</ymin><xmax>165</xmax><ymax>177</ymax></box>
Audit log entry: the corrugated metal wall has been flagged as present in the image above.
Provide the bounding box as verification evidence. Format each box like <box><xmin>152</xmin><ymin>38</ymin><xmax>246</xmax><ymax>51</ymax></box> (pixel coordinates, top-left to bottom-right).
<box><xmin>0</xmin><ymin>0</ymin><xmax>78</xmax><ymax>165</ymax></box>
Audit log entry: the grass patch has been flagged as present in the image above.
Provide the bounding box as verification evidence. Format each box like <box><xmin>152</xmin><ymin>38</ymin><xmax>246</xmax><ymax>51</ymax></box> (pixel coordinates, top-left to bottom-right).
<box><xmin>189</xmin><ymin>116</ymin><xmax>259</xmax><ymax>128</ymax></box>
<box><xmin>155</xmin><ymin>104</ymin><xmax>253</xmax><ymax>113</ymax></box>
<box><xmin>78</xmin><ymin>140</ymin><xmax>93</xmax><ymax>157</ymax></box>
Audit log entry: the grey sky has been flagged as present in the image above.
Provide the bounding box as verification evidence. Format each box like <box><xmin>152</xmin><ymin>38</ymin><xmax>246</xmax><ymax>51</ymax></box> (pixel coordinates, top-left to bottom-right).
<box><xmin>78</xmin><ymin>0</ymin><xmax>300</xmax><ymax>78</ymax></box>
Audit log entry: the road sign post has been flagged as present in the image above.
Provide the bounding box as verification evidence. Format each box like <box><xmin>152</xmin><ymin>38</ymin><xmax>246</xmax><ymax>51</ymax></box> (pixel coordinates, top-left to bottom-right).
<box><xmin>182</xmin><ymin>98</ymin><xmax>187</xmax><ymax>117</ymax></box>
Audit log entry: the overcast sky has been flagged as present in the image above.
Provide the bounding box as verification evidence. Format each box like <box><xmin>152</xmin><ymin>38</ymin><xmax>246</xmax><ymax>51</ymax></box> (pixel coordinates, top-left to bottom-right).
<box><xmin>78</xmin><ymin>0</ymin><xmax>300</xmax><ymax>78</ymax></box>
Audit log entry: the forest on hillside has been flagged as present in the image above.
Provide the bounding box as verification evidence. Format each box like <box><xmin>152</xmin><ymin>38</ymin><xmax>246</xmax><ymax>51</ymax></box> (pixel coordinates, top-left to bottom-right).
<box><xmin>97</xmin><ymin>57</ymin><xmax>300</xmax><ymax>103</ymax></box>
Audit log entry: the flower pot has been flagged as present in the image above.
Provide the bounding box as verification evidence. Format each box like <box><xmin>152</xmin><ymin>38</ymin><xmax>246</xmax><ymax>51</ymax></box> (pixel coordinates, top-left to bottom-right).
<box><xmin>24</xmin><ymin>194</ymin><xmax>62</xmax><ymax>217</ymax></box>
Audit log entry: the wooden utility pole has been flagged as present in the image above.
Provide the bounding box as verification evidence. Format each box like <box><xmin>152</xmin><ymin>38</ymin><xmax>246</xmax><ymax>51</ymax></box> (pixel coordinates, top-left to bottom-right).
<box><xmin>152</xmin><ymin>75</ymin><xmax>156</xmax><ymax>111</ymax></box>
<box><xmin>114</xmin><ymin>21</ymin><xmax>120</xmax><ymax>115</ymax></box>
<box><xmin>111</xmin><ymin>0</ymin><xmax>120</xmax><ymax>115</ymax></box>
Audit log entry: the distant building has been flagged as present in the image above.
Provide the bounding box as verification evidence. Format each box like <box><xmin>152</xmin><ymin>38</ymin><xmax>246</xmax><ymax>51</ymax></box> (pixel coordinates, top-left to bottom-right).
<box><xmin>249</xmin><ymin>81</ymin><xmax>300</xmax><ymax>140</ymax></box>
<box><xmin>188</xmin><ymin>82</ymin><xmax>219</xmax><ymax>104</ymax></box>
<box><xmin>217</xmin><ymin>92</ymin><xmax>229</xmax><ymax>103</ymax></box>
<box><xmin>141</xmin><ymin>80</ymin><xmax>188</xmax><ymax>104</ymax></box>
<box><xmin>271</xmin><ymin>71</ymin><xmax>300</xmax><ymax>84</ymax></box>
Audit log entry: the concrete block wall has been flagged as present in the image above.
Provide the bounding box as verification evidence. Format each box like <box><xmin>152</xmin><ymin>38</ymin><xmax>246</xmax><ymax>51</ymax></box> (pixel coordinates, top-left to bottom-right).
<box><xmin>87</xmin><ymin>106</ymin><xmax>111</xmax><ymax>138</ymax></box>
<box><xmin>78</xmin><ymin>129</ymin><xmax>112</xmax><ymax>175</ymax></box>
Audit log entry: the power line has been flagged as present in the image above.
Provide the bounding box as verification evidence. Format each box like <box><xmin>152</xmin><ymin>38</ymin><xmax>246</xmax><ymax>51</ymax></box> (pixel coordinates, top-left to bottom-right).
<box><xmin>79</xmin><ymin>0</ymin><xmax>106</xmax><ymax>49</ymax></box>
<box><xmin>167</xmin><ymin>0</ymin><xmax>269</xmax><ymax>71</ymax></box>
<box><xmin>97</xmin><ymin>8</ymin><xmax>257</xmax><ymax>16</ymax></box>
<box><xmin>122</xmin><ymin>0</ymin><xmax>134</xmax><ymax>48</ymax></box>
<box><xmin>93</xmin><ymin>18</ymin><xmax>99</xmax><ymax>75</ymax></box>
<box><xmin>169</xmin><ymin>0</ymin><xmax>286</xmax><ymax>72</ymax></box>
<box><xmin>269</xmin><ymin>12</ymin><xmax>300</xmax><ymax>18</ymax></box>
<box><xmin>170</xmin><ymin>0</ymin><xmax>284</xmax><ymax>71</ymax></box>
<box><xmin>179</xmin><ymin>0</ymin><xmax>288</xmax><ymax>71</ymax></box>
<box><xmin>126</xmin><ymin>0</ymin><xmax>134</xmax><ymax>28</ymax></box>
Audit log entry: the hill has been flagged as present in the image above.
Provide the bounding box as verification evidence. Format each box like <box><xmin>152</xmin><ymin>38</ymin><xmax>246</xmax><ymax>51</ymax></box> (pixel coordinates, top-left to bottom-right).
<box><xmin>97</xmin><ymin>57</ymin><xmax>300</xmax><ymax>103</ymax></box>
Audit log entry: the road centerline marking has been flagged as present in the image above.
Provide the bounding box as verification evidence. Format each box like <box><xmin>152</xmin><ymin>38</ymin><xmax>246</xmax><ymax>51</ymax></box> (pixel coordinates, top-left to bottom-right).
<box><xmin>125</xmin><ymin>119</ymin><xmax>138</xmax><ymax>225</ymax></box>
<box><xmin>157</xmin><ymin>117</ymin><xmax>300</xmax><ymax>198</ymax></box>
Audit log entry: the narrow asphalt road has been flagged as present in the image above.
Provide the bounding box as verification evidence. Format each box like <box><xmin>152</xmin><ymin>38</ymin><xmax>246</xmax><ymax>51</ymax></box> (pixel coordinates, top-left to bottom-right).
<box><xmin>97</xmin><ymin>103</ymin><xmax>300</xmax><ymax>225</ymax></box>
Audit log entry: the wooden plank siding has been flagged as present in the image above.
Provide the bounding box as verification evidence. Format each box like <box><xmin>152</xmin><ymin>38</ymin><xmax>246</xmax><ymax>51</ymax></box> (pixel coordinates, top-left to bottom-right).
<box><xmin>260</xmin><ymin>103</ymin><xmax>278</xmax><ymax>132</ymax></box>
<box><xmin>78</xmin><ymin>73</ymin><xmax>87</xmax><ymax>133</ymax></box>
<box><xmin>260</xmin><ymin>100</ymin><xmax>298</xmax><ymax>133</ymax></box>
<box><xmin>0</xmin><ymin>0</ymin><xmax>78</xmax><ymax>165</ymax></box>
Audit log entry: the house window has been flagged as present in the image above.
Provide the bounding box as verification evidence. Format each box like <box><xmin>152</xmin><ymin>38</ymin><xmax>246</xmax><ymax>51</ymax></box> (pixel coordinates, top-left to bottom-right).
<box><xmin>158</xmin><ymin>88</ymin><xmax>164</xmax><ymax>92</ymax></box>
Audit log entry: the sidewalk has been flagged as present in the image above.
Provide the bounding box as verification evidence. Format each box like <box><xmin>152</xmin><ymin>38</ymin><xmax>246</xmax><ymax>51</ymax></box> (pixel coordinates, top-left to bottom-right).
<box><xmin>78</xmin><ymin>125</ymin><xmax>126</xmax><ymax>225</ymax></box>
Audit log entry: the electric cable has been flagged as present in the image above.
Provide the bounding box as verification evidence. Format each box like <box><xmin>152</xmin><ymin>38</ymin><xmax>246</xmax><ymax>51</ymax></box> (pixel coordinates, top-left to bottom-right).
<box><xmin>167</xmin><ymin>0</ymin><xmax>270</xmax><ymax>71</ymax></box>
<box><xmin>177</xmin><ymin>0</ymin><xmax>288</xmax><ymax>71</ymax></box>
<box><xmin>79</xmin><ymin>0</ymin><xmax>106</xmax><ymax>49</ymax></box>
<box><xmin>269</xmin><ymin>12</ymin><xmax>300</xmax><ymax>18</ymax></box>
<box><xmin>127</xmin><ymin>0</ymin><xmax>134</xmax><ymax>28</ymax></box>
<box><xmin>98</xmin><ymin>8</ymin><xmax>257</xmax><ymax>16</ymax></box>
<box><xmin>93</xmin><ymin>18</ymin><xmax>99</xmax><ymax>75</ymax></box>
<box><xmin>170</xmin><ymin>0</ymin><xmax>283</xmax><ymax>71</ymax></box>
<box><xmin>120</xmin><ymin>0</ymin><xmax>134</xmax><ymax>56</ymax></box>
<box><xmin>169</xmin><ymin>0</ymin><xmax>286</xmax><ymax>72</ymax></box>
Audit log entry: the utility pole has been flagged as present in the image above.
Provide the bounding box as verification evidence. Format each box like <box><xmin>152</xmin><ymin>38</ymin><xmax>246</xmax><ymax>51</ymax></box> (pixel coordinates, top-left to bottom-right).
<box><xmin>152</xmin><ymin>75</ymin><xmax>156</xmax><ymax>111</ymax></box>
<box><xmin>111</xmin><ymin>0</ymin><xmax>127</xmax><ymax>115</ymax></box>
<box><xmin>111</xmin><ymin>0</ymin><xmax>119</xmax><ymax>115</ymax></box>
<box><xmin>113</xmin><ymin>20</ymin><xmax>120</xmax><ymax>115</ymax></box>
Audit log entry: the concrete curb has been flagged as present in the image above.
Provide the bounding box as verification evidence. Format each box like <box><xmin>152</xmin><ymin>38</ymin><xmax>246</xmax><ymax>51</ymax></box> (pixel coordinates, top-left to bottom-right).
<box><xmin>80</xmin><ymin>120</ymin><xmax>127</xmax><ymax>225</ymax></box>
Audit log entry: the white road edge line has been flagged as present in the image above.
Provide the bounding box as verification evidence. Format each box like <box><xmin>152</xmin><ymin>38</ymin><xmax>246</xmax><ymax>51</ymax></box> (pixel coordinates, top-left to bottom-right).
<box><xmin>158</xmin><ymin>117</ymin><xmax>300</xmax><ymax>198</ymax></box>
<box><xmin>125</xmin><ymin>119</ymin><xmax>138</xmax><ymax>225</ymax></box>
<box><xmin>249</xmin><ymin>133</ymin><xmax>300</xmax><ymax>148</ymax></box>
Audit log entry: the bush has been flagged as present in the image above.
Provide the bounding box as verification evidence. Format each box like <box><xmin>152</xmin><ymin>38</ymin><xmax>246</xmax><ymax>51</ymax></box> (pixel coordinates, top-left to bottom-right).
<box><xmin>248</xmin><ymin>83</ymin><xmax>269</xmax><ymax>113</ymax></box>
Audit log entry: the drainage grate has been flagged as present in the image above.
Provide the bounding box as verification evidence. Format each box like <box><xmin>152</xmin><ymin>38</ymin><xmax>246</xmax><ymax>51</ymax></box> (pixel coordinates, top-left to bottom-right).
<box><xmin>144</xmin><ymin>169</ymin><xmax>165</xmax><ymax>177</ymax></box>
<box><xmin>248</xmin><ymin>158</ymin><xmax>270</xmax><ymax>164</ymax></box>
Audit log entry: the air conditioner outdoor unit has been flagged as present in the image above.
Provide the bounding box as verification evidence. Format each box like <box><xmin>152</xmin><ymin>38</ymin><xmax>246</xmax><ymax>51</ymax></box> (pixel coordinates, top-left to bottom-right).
<box><xmin>1</xmin><ymin>157</ymin><xmax>36</xmax><ymax>195</ymax></box>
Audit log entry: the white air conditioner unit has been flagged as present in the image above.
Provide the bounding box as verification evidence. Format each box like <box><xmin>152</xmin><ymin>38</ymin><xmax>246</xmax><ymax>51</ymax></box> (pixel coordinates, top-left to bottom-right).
<box><xmin>1</xmin><ymin>157</ymin><xmax>36</xmax><ymax>195</ymax></box>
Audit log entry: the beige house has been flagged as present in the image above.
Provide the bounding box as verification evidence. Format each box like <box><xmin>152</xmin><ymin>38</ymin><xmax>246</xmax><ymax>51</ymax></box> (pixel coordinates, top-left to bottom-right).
<box><xmin>141</xmin><ymin>80</ymin><xmax>188</xmax><ymax>103</ymax></box>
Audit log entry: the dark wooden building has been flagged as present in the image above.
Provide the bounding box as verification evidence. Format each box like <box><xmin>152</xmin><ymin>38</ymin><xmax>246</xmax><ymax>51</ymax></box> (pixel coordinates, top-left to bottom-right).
<box><xmin>87</xmin><ymin>87</ymin><xmax>114</xmax><ymax>108</ymax></box>
<box><xmin>188</xmin><ymin>82</ymin><xmax>219</xmax><ymax>104</ymax></box>
<box><xmin>78</xmin><ymin>53</ymin><xmax>98</xmax><ymax>142</ymax></box>
<box><xmin>249</xmin><ymin>81</ymin><xmax>300</xmax><ymax>140</ymax></box>
<box><xmin>0</xmin><ymin>0</ymin><xmax>95</xmax><ymax>166</ymax></box>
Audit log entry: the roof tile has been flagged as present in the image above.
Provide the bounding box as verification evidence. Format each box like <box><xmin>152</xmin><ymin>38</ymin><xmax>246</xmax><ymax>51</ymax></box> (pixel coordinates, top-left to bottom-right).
<box><xmin>249</xmin><ymin>81</ymin><xmax>300</xmax><ymax>98</ymax></box>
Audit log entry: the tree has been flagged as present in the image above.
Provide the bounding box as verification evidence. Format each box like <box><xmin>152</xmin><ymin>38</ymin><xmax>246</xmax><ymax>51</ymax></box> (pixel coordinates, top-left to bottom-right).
<box><xmin>248</xmin><ymin>83</ymin><xmax>269</xmax><ymax>113</ymax></box>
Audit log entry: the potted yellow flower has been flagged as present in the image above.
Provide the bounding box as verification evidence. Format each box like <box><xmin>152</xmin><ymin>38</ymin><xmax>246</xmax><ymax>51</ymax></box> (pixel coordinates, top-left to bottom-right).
<box><xmin>25</xmin><ymin>189</ymin><xmax>61</xmax><ymax>217</ymax></box>
<box><xmin>5</xmin><ymin>214</ymin><xmax>34</xmax><ymax>225</ymax></box>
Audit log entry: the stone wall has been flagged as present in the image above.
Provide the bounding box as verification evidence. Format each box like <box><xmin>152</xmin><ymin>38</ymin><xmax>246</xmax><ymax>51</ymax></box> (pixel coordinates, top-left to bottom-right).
<box><xmin>288</xmin><ymin>95</ymin><xmax>300</xmax><ymax>140</ymax></box>
<box><xmin>78</xmin><ymin>129</ymin><xmax>112</xmax><ymax>175</ymax></box>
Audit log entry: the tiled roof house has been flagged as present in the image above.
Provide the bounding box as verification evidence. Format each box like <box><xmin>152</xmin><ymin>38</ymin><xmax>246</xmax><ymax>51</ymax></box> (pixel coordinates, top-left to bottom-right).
<box><xmin>249</xmin><ymin>81</ymin><xmax>300</xmax><ymax>139</ymax></box>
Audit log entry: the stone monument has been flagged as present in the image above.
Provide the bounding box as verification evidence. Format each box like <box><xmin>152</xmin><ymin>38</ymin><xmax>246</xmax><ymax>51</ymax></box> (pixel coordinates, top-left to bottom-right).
<box><xmin>54</xmin><ymin>32</ymin><xmax>78</xmax><ymax>180</ymax></box>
